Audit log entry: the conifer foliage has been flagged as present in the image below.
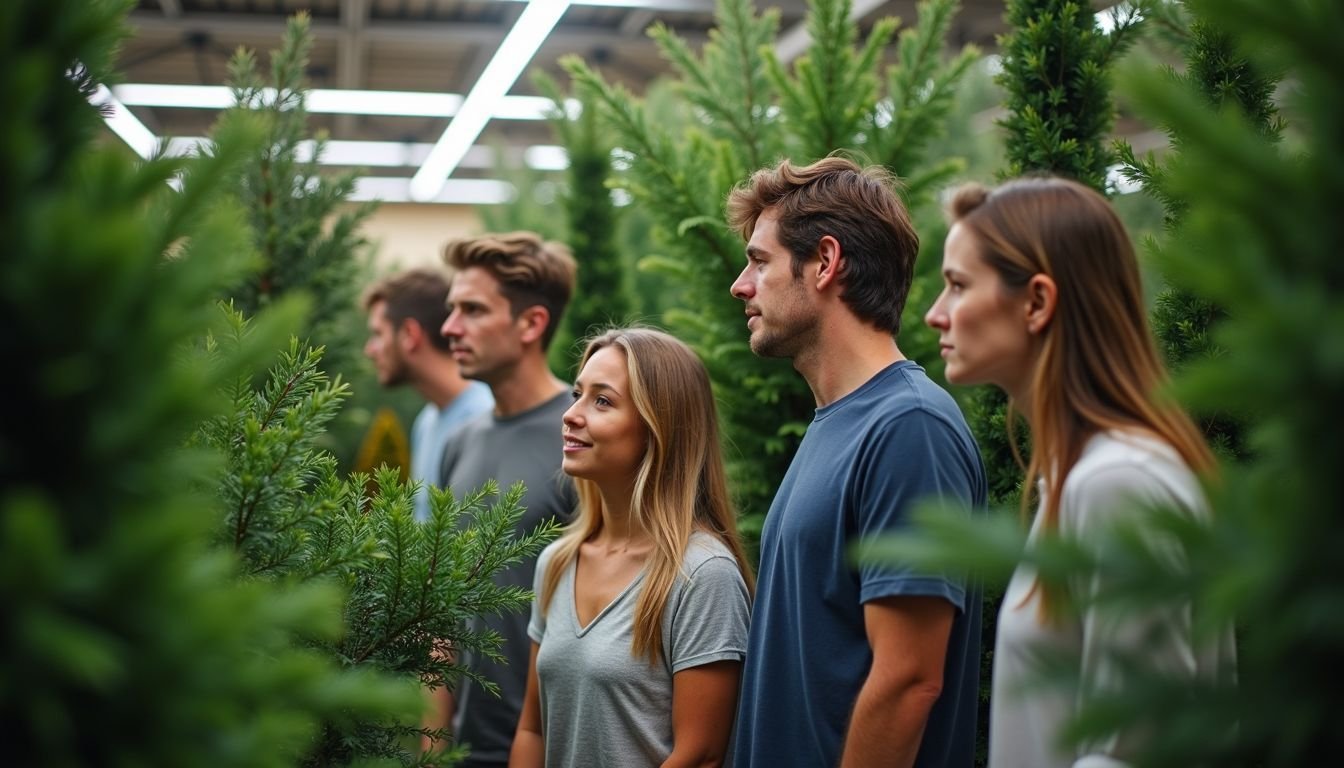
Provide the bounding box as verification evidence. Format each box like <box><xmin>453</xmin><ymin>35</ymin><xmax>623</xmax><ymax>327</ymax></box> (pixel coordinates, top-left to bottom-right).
<box><xmin>221</xmin><ymin>13</ymin><xmax>373</xmax><ymax>373</ymax></box>
<box><xmin>997</xmin><ymin>0</ymin><xmax>1144</xmax><ymax>189</ymax></box>
<box><xmin>1116</xmin><ymin>10</ymin><xmax>1283</xmax><ymax>461</ymax></box>
<box><xmin>0</xmin><ymin>1</ymin><xmax>415</xmax><ymax>764</ymax></box>
<box><xmin>564</xmin><ymin>0</ymin><xmax>978</xmax><ymax>523</ymax></box>
<box><xmin>194</xmin><ymin>308</ymin><xmax>559</xmax><ymax>766</ymax></box>
<box><xmin>872</xmin><ymin>1</ymin><xmax>1344</xmax><ymax>764</ymax></box>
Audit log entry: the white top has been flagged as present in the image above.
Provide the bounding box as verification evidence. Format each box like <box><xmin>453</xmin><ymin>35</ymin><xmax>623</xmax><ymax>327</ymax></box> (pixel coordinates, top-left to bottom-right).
<box><xmin>990</xmin><ymin>431</ymin><xmax>1236</xmax><ymax>768</ymax></box>
<box><xmin>528</xmin><ymin>531</ymin><xmax>751</xmax><ymax>768</ymax></box>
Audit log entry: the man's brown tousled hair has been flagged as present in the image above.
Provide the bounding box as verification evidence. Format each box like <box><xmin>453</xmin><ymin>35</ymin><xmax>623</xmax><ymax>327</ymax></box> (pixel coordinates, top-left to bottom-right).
<box><xmin>442</xmin><ymin>231</ymin><xmax>577</xmax><ymax>349</ymax></box>
<box><xmin>726</xmin><ymin>156</ymin><xmax>920</xmax><ymax>335</ymax></box>
<box><xmin>362</xmin><ymin>268</ymin><xmax>454</xmax><ymax>352</ymax></box>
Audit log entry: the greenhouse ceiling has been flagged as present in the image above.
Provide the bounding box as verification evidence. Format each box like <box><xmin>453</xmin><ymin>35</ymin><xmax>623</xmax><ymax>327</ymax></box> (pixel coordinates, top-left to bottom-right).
<box><xmin>107</xmin><ymin>0</ymin><xmax>1126</xmax><ymax>204</ymax></box>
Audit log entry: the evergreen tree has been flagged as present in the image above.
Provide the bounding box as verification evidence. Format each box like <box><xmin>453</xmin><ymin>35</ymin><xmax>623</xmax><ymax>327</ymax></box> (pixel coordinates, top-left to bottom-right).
<box><xmin>222</xmin><ymin>14</ymin><xmax>372</xmax><ymax>363</ymax></box>
<box><xmin>997</xmin><ymin>0</ymin><xmax>1144</xmax><ymax>189</ymax></box>
<box><xmin>1116</xmin><ymin>10</ymin><xmax>1283</xmax><ymax>461</ymax></box>
<box><xmin>214</xmin><ymin>14</ymin><xmax>394</xmax><ymax>469</ymax></box>
<box><xmin>969</xmin><ymin>0</ymin><xmax>1146</xmax><ymax>510</ymax></box>
<box><xmin>564</xmin><ymin>0</ymin><xmax>978</xmax><ymax>529</ymax></box>
<box><xmin>194</xmin><ymin>308</ymin><xmax>560</xmax><ymax>767</ymax></box>
<box><xmin>0</xmin><ymin>1</ymin><xmax>418</xmax><ymax>763</ymax></box>
<box><xmin>536</xmin><ymin>74</ymin><xmax>635</xmax><ymax>376</ymax></box>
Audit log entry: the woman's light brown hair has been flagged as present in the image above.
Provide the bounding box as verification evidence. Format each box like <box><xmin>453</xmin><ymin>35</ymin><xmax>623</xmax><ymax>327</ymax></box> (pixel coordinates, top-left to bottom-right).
<box><xmin>948</xmin><ymin>176</ymin><xmax>1216</xmax><ymax>619</ymax></box>
<box><xmin>539</xmin><ymin>328</ymin><xmax>754</xmax><ymax>664</ymax></box>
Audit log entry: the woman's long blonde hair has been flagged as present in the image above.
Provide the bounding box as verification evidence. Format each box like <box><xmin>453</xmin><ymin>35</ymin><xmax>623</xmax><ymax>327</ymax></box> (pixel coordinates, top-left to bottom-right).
<box><xmin>949</xmin><ymin>177</ymin><xmax>1216</xmax><ymax>617</ymax></box>
<box><xmin>540</xmin><ymin>328</ymin><xmax>754</xmax><ymax>664</ymax></box>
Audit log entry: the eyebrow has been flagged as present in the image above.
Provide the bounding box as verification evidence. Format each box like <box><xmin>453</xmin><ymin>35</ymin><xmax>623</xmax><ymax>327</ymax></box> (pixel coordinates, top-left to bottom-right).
<box><xmin>573</xmin><ymin>380</ymin><xmax>623</xmax><ymax>398</ymax></box>
<box><xmin>745</xmin><ymin>244</ymin><xmax>769</xmax><ymax>260</ymax></box>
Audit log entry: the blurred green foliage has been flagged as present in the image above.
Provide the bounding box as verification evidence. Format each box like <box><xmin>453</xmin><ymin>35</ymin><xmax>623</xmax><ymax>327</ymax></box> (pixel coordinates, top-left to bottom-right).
<box><xmin>0</xmin><ymin>3</ymin><xmax>560</xmax><ymax>765</ymax></box>
<box><xmin>0</xmin><ymin>2</ymin><xmax>416</xmax><ymax>764</ymax></box>
<box><xmin>869</xmin><ymin>0</ymin><xmax>1344</xmax><ymax>764</ymax></box>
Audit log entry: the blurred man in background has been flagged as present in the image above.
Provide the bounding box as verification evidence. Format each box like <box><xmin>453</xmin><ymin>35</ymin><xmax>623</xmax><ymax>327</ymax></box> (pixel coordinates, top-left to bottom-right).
<box><xmin>363</xmin><ymin>268</ymin><xmax>493</xmax><ymax>522</ymax></box>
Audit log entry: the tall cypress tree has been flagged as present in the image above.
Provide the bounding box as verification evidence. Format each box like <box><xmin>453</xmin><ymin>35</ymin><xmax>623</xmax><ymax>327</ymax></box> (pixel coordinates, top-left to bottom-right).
<box><xmin>972</xmin><ymin>0</ymin><xmax>1145</xmax><ymax>509</ymax></box>
<box><xmin>535</xmin><ymin>74</ymin><xmax>634</xmax><ymax>376</ymax></box>
<box><xmin>997</xmin><ymin>0</ymin><xmax>1143</xmax><ymax>189</ymax></box>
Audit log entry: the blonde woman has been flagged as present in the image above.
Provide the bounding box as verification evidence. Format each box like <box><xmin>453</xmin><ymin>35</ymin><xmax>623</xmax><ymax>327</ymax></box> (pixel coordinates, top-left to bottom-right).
<box><xmin>509</xmin><ymin>328</ymin><xmax>753</xmax><ymax>768</ymax></box>
<box><xmin>925</xmin><ymin>177</ymin><xmax>1236</xmax><ymax>768</ymax></box>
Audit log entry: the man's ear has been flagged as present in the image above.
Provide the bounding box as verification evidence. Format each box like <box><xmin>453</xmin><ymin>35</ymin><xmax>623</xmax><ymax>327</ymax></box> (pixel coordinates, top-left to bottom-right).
<box><xmin>1025</xmin><ymin>273</ymin><xmax>1058</xmax><ymax>335</ymax></box>
<box><xmin>397</xmin><ymin>319</ymin><xmax>425</xmax><ymax>352</ymax></box>
<box><xmin>815</xmin><ymin>235</ymin><xmax>843</xmax><ymax>291</ymax></box>
<box><xmin>517</xmin><ymin>305</ymin><xmax>551</xmax><ymax>346</ymax></box>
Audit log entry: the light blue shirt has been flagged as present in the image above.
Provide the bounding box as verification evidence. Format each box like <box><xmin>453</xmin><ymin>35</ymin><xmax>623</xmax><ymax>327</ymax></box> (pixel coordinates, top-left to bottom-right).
<box><xmin>409</xmin><ymin>381</ymin><xmax>493</xmax><ymax>522</ymax></box>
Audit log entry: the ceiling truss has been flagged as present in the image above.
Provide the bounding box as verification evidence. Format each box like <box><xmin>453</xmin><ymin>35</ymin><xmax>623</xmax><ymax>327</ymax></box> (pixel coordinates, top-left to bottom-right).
<box><xmin>112</xmin><ymin>0</ymin><xmax>1046</xmax><ymax>203</ymax></box>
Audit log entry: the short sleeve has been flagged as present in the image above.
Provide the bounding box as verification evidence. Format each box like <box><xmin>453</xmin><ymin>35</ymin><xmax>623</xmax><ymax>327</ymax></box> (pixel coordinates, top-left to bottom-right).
<box><xmin>438</xmin><ymin>428</ymin><xmax>465</xmax><ymax>488</ymax></box>
<box><xmin>852</xmin><ymin>408</ymin><xmax>982</xmax><ymax>610</ymax></box>
<box><xmin>665</xmin><ymin>555</ymin><xmax>750</xmax><ymax>674</ymax></box>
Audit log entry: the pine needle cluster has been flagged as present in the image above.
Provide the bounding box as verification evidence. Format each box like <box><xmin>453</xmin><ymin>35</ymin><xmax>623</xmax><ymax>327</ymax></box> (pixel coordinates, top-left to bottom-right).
<box><xmin>996</xmin><ymin>0</ymin><xmax>1144</xmax><ymax>189</ymax></box>
<box><xmin>193</xmin><ymin>308</ymin><xmax>559</xmax><ymax>766</ymax></box>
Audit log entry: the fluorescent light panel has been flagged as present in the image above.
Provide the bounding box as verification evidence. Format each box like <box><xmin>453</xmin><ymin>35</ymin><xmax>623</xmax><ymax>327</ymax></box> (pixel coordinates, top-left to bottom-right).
<box><xmin>410</xmin><ymin>0</ymin><xmax>573</xmax><ymax>201</ymax></box>
<box><xmin>354</xmin><ymin>177</ymin><xmax>517</xmax><ymax>204</ymax></box>
<box><xmin>112</xmin><ymin>83</ymin><xmax>574</xmax><ymax>120</ymax></box>
<box><xmin>95</xmin><ymin>117</ymin><xmax>526</xmax><ymax>205</ymax></box>
<box><xmin>92</xmin><ymin>85</ymin><xmax>158</xmax><ymax>159</ymax></box>
<box><xmin>162</xmin><ymin>136</ymin><xmax>568</xmax><ymax>171</ymax></box>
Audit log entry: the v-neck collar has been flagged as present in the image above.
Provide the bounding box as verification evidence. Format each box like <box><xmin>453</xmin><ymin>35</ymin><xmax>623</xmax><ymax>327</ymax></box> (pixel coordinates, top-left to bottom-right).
<box><xmin>570</xmin><ymin>557</ymin><xmax>647</xmax><ymax>637</ymax></box>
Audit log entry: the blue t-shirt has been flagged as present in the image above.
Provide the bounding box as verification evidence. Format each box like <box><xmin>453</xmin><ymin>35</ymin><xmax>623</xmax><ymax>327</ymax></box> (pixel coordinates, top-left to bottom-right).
<box><xmin>733</xmin><ymin>360</ymin><xmax>986</xmax><ymax>768</ymax></box>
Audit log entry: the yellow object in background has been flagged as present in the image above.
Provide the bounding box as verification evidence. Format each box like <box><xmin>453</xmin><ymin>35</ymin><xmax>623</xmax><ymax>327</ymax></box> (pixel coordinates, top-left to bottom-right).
<box><xmin>354</xmin><ymin>407</ymin><xmax>411</xmax><ymax>481</ymax></box>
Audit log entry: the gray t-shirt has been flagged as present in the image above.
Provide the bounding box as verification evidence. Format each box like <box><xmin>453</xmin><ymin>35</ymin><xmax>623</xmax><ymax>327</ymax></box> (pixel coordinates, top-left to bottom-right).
<box><xmin>410</xmin><ymin>381</ymin><xmax>493</xmax><ymax>522</ymax></box>
<box><xmin>528</xmin><ymin>532</ymin><xmax>751</xmax><ymax>768</ymax></box>
<box><xmin>440</xmin><ymin>391</ymin><xmax>578</xmax><ymax>767</ymax></box>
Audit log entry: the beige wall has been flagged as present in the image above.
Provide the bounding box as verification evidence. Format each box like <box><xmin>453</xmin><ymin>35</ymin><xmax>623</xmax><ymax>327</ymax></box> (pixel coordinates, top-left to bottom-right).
<box><xmin>347</xmin><ymin>202</ymin><xmax>483</xmax><ymax>271</ymax></box>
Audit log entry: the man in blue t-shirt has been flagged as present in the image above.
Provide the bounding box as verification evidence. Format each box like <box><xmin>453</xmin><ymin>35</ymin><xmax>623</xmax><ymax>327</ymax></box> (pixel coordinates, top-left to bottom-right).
<box><xmin>727</xmin><ymin>157</ymin><xmax>987</xmax><ymax>768</ymax></box>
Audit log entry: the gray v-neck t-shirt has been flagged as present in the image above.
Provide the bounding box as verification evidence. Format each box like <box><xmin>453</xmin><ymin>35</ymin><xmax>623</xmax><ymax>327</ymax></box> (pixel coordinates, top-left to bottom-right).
<box><xmin>528</xmin><ymin>532</ymin><xmax>750</xmax><ymax>768</ymax></box>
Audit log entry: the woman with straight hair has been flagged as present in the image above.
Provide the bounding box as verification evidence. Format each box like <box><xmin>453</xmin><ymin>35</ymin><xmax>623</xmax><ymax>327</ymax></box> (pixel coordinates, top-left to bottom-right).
<box><xmin>509</xmin><ymin>328</ymin><xmax>753</xmax><ymax>768</ymax></box>
<box><xmin>924</xmin><ymin>177</ymin><xmax>1236</xmax><ymax>768</ymax></box>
